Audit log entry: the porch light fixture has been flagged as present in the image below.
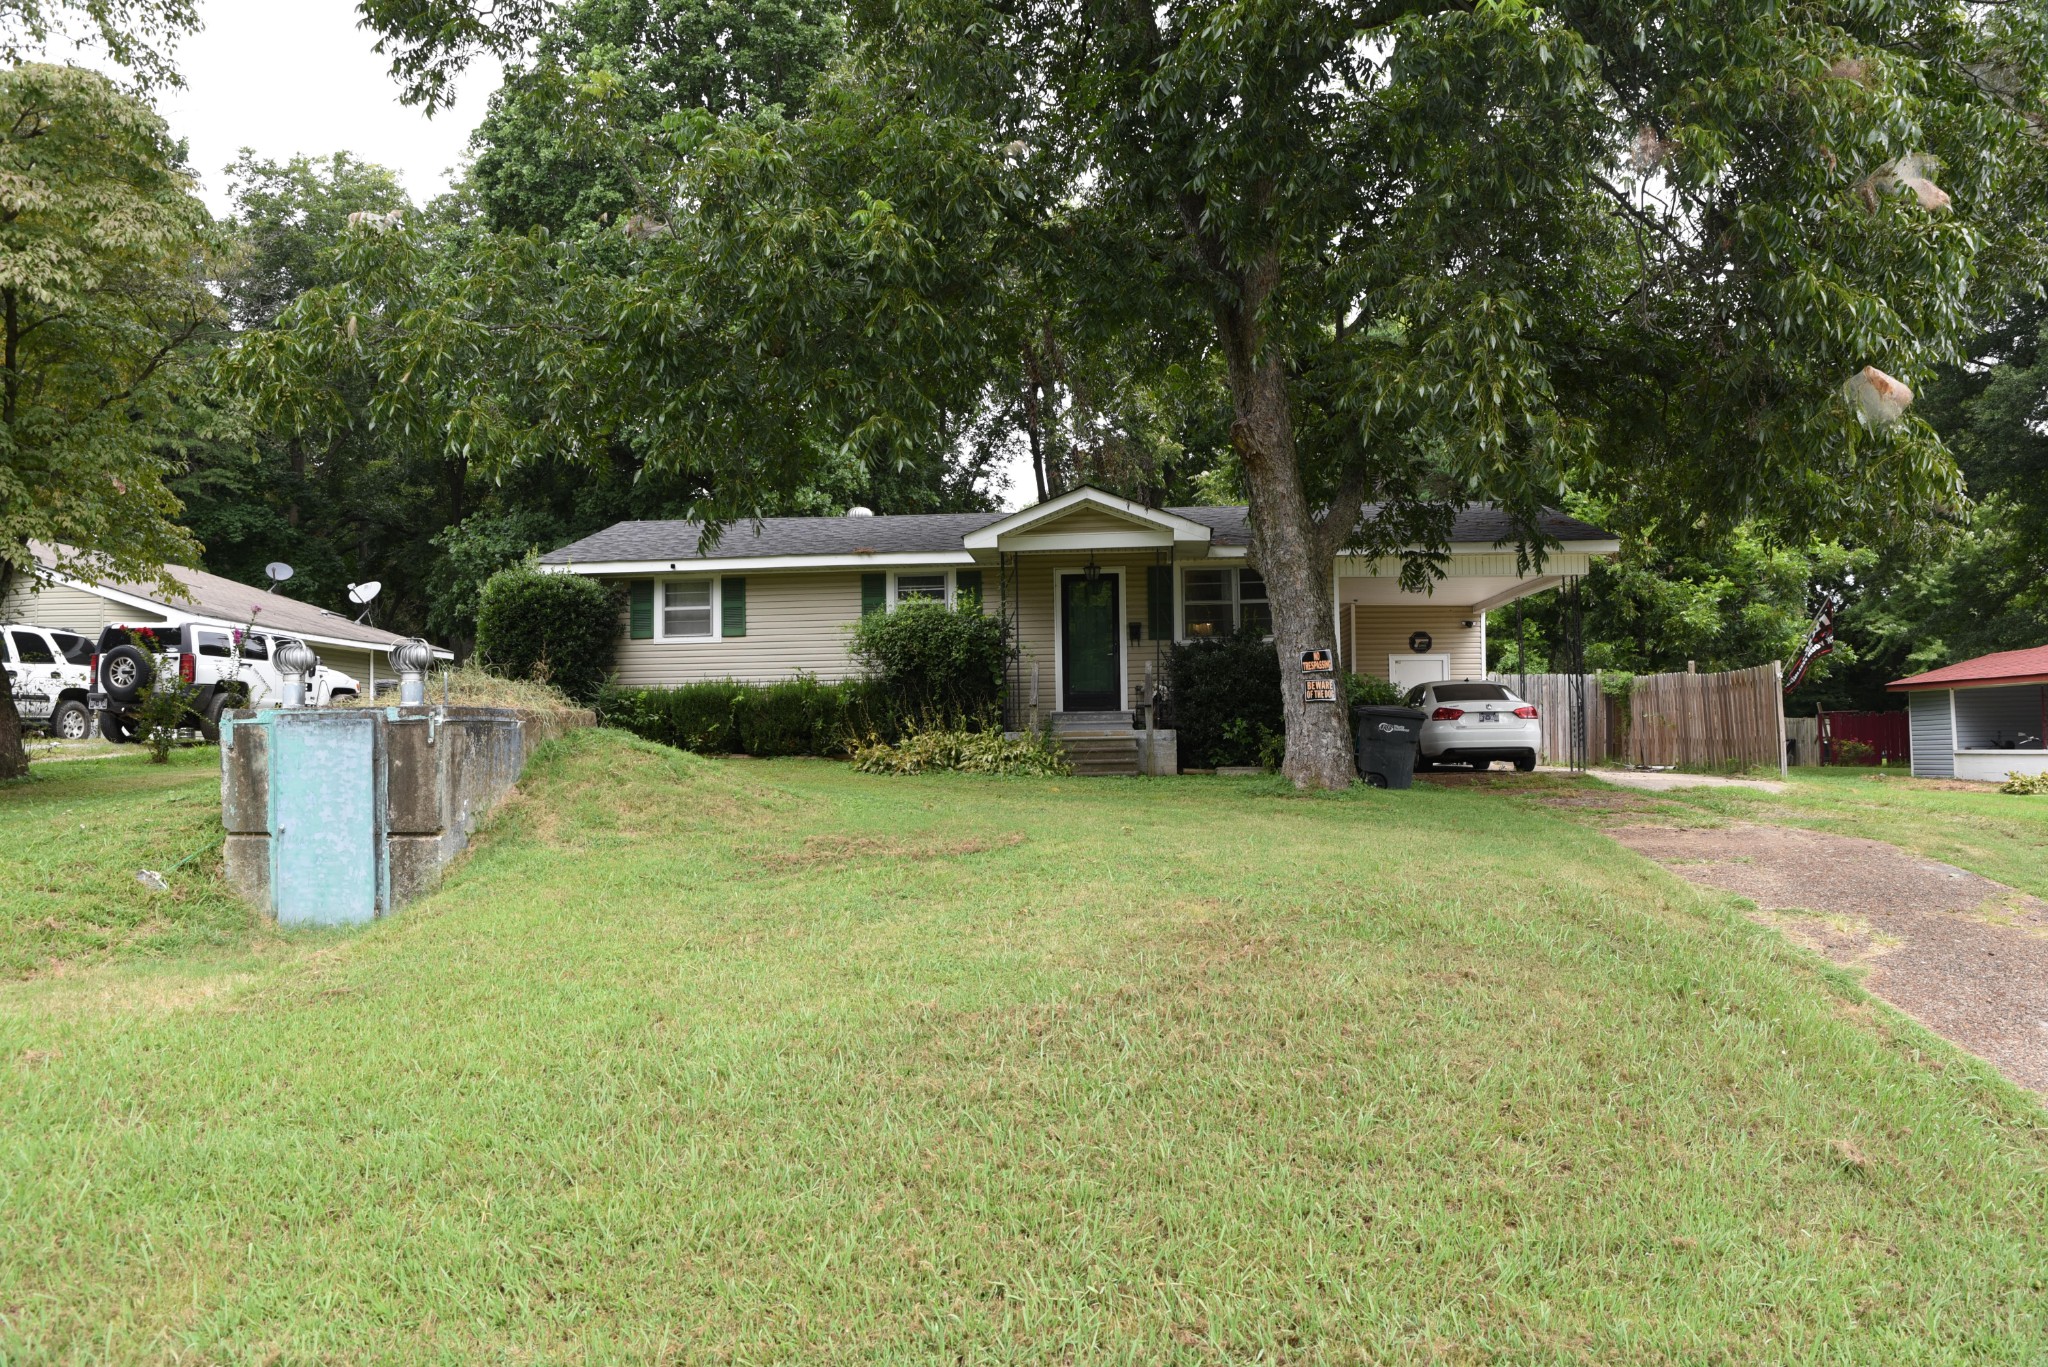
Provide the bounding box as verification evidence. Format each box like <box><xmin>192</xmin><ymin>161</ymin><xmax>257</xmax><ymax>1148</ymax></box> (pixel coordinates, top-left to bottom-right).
<box><xmin>1084</xmin><ymin>555</ymin><xmax>1100</xmax><ymax>585</ymax></box>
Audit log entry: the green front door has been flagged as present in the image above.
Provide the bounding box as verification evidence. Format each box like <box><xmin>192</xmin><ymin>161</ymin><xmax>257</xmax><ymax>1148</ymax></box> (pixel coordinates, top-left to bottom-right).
<box><xmin>1060</xmin><ymin>574</ymin><xmax>1121</xmax><ymax>712</ymax></box>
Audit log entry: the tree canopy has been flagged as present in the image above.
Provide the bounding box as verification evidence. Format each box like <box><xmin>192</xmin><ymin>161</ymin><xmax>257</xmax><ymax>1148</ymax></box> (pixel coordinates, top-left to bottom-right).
<box><xmin>337</xmin><ymin>0</ymin><xmax>2048</xmax><ymax>785</ymax></box>
<box><xmin>0</xmin><ymin>61</ymin><xmax>221</xmax><ymax>775</ymax></box>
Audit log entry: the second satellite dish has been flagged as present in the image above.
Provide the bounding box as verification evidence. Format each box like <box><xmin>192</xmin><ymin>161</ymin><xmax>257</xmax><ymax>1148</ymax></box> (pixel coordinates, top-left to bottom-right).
<box><xmin>263</xmin><ymin>562</ymin><xmax>294</xmax><ymax>592</ymax></box>
<box><xmin>347</xmin><ymin>581</ymin><xmax>382</xmax><ymax>605</ymax></box>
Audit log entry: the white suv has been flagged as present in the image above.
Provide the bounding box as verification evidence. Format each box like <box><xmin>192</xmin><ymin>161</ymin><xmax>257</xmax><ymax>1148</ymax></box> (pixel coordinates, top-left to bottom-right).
<box><xmin>1406</xmin><ymin>679</ymin><xmax>1541</xmax><ymax>772</ymax></box>
<box><xmin>91</xmin><ymin>621</ymin><xmax>360</xmax><ymax>744</ymax></box>
<box><xmin>3</xmin><ymin>625</ymin><xmax>96</xmax><ymax>739</ymax></box>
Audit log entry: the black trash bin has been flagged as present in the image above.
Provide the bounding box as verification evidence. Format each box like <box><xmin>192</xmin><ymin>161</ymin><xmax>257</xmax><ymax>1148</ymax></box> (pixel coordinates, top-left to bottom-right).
<box><xmin>1352</xmin><ymin>705</ymin><xmax>1425</xmax><ymax>789</ymax></box>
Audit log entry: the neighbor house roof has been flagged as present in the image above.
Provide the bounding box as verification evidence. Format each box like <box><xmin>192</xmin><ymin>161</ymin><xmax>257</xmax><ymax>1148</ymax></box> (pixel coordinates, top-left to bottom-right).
<box><xmin>539</xmin><ymin>500</ymin><xmax>1613</xmax><ymax>568</ymax></box>
<box><xmin>29</xmin><ymin>543</ymin><xmax>447</xmax><ymax>656</ymax></box>
<box><xmin>1890</xmin><ymin>644</ymin><xmax>2048</xmax><ymax>692</ymax></box>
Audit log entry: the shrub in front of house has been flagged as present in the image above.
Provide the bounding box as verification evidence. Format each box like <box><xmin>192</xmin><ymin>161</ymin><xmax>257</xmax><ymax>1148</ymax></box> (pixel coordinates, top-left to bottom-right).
<box><xmin>474</xmin><ymin>565</ymin><xmax>620</xmax><ymax>702</ymax></box>
<box><xmin>598</xmin><ymin>677</ymin><xmax>899</xmax><ymax>756</ymax></box>
<box><xmin>850</xmin><ymin>725</ymin><xmax>1070</xmax><ymax>777</ymax></box>
<box><xmin>1165</xmin><ymin>630</ymin><xmax>1283</xmax><ymax>769</ymax></box>
<box><xmin>849</xmin><ymin>599</ymin><xmax>1006</xmax><ymax>724</ymax></box>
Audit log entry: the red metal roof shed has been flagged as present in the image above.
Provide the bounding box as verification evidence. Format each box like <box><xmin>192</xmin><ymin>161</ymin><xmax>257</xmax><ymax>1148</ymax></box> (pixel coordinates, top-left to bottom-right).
<box><xmin>1890</xmin><ymin>644</ymin><xmax>2048</xmax><ymax>692</ymax></box>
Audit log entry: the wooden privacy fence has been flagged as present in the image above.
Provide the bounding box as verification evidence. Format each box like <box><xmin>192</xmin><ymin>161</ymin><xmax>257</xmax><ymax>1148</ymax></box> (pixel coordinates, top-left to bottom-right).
<box><xmin>1494</xmin><ymin>664</ymin><xmax>1788</xmax><ymax>773</ymax></box>
<box><xmin>1486</xmin><ymin>673</ymin><xmax>1607</xmax><ymax>766</ymax></box>
<box><xmin>1622</xmin><ymin>662</ymin><xmax>1787</xmax><ymax>773</ymax></box>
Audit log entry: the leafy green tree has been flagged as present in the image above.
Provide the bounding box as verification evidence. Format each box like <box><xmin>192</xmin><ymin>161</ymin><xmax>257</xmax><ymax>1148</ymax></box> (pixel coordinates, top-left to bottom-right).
<box><xmin>1488</xmin><ymin>518</ymin><xmax>1865</xmax><ymax>684</ymax></box>
<box><xmin>0</xmin><ymin>0</ymin><xmax>195</xmax><ymax>89</ymax></box>
<box><xmin>1822</xmin><ymin>295</ymin><xmax>2048</xmax><ymax>701</ymax></box>
<box><xmin>468</xmin><ymin>0</ymin><xmax>846</xmax><ymax>235</ymax></box>
<box><xmin>349</xmin><ymin>1</ymin><xmax>2048</xmax><ymax>788</ymax></box>
<box><xmin>0</xmin><ymin>62</ymin><xmax>221</xmax><ymax>777</ymax></box>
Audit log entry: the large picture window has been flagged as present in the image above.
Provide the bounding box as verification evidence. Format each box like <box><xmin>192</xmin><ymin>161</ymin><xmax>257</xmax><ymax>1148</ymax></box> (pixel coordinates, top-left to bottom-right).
<box><xmin>1182</xmin><ymin>567</ymin><xmax>1270</xmax><ymax>638</ymax></box>
<box><xmin>662</xmin><ymin>579</ymin><xmax>715</xmax><ymax>638</ymax></box>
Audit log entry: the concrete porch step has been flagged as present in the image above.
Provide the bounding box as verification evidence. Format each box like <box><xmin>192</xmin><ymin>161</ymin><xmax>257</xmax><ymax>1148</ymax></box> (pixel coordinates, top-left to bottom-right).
<box><xmin>1052</xmin><ymin>710</ymin><xmax>1134</xmax><ymax>736</ymax></box>
<box><xmin>1058</xmin><ymin>733</ymin><xmax>1141</xmax><ymax>777</ymax></box>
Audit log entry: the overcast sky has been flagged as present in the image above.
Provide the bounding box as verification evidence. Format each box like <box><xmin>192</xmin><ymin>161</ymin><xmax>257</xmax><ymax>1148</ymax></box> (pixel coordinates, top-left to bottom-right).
<box><xmin>146</xmin><ymin>0</ymin><xmax>502</xmax><ymax>217</ymax></box>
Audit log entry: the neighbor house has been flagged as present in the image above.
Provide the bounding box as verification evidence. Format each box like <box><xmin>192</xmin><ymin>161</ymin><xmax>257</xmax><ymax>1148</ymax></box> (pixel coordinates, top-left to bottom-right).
<box><xmin>1891</xmin><ymin>644</ymin><xmax>2048</xmax><ymax>782</ymax></box>
<box><xmin>2</xmin><ymin>542</ymin><xmax>450</xmax><ymax>688</ymax></box>
<box><xmin>539</xmin><ymin>487</ymin><xmax>1616</xmax><ymax>723</ymax></box>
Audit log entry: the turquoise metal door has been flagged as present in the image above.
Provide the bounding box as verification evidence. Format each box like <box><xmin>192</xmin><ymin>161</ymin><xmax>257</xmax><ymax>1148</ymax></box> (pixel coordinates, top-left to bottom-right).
<box><xmin>271</xmin><ymin>714</ymin><xmax>381</xmax><ymax>925</ymax></box>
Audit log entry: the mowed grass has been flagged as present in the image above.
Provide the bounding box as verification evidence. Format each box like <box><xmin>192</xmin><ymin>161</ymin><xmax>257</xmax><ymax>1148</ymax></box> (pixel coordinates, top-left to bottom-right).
<box><xmin>1</xmin><ymin>730</ymin><xmax>2046</xmax><ymax>1364</ymax></box>
<box><xmin>0</xmin><ymin>746</ymin><xmax>255</xmax><ymax>976</ymax></box>
<box><xmin>1633</xmin><ymin>768</ymin><xmax>2048</xmax><ymax>900</ymax></box>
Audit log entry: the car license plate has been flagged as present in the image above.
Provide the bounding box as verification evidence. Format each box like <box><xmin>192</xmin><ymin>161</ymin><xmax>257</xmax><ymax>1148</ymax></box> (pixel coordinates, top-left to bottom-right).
<box><xmin>1478</xmin><ymin>711</ymin><xmax>1498</xmax><ymax>723</ymax></box>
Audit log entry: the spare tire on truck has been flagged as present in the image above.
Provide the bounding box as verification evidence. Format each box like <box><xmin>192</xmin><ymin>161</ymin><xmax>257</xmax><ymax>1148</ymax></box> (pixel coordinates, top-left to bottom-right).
<box><xmin>99</xmin><ymin>644</ymin><xmax>151</xmax><ymax>703</ymax></box>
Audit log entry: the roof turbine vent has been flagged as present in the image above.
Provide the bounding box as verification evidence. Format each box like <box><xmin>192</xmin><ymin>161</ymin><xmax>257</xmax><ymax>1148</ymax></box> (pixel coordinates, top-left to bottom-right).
<box><xmin>846</xmin><ymin>506</ymin><xmax>875</xmax><ymax>518</ymax></box>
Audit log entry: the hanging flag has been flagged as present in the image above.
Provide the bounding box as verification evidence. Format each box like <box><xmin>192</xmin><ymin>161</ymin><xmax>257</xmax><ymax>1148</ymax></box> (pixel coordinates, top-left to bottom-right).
<box><xmin>1785</xmin><ymin>589</ymin><xmax>1845</xmax><ymax>693</ymax></box>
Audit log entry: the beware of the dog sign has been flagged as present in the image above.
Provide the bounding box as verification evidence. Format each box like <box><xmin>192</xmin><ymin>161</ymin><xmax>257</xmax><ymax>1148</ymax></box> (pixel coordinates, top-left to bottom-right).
<box><xmin>1301</xmin><ymin>649</ymin><xmax>1336</xmax><ymax>702</ymax></box>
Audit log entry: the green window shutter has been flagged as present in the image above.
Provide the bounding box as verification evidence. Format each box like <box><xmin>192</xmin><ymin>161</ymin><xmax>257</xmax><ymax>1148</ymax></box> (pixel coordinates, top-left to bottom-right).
<box><xmin>1147</xmin><ymin>565</ymin><xmax>1173</xmax><ymax>640</ymax></box>
<box><xmin>721</xmin><ymin>576</ymin><xmax>746</xmax><ymax>637</ymax></box>
<box><xmin>955</xmin><ymin>569</ymin><xmax>983</xmax><ymax>610</ymax></box>
<box><xmin>861</xmin><ymin>572</ymin><xmax>887</xmax><ymax>616</ymax></box>
<box><xmin>628</xmin><ymin>581</ymin><xmax>654</xmax><ymax>640</ymax></box>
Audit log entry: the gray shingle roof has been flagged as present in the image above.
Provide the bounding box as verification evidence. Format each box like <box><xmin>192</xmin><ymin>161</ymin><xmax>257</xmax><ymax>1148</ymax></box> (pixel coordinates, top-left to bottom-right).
<box><xmin>538</xmin><ymin>503</ymin><xmax>1610</xmax><ymax>565</ymax></box>
<box><xmin>33</xmin><ymin>542</ymin><xmax>440</xmax><ymax>651</ymax></box>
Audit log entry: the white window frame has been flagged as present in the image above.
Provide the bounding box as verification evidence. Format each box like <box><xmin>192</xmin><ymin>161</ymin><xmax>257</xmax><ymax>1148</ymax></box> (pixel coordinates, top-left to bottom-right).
<box><xmin>889</xmin><ymin>569</ymin><xmax>954</xmax><ymax>609</ymax></box>
<box><xmin>656</xmin><ymin>575</ymin><xmax>723</xmax><ymax>642</ymax></box>
<box><xmin>1178</xmin><ymin>566</ymin><xmax>1271</xmax><ymax>642</ymax></box>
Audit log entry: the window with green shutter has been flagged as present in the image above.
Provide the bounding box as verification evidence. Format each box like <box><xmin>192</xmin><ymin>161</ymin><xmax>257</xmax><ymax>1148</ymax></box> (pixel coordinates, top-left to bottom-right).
<box><xmin>628</xmin><ymin>581</ymin><xmax>654</xmax><ymax>640</ymax></box>
<box><xmin>955</xmin><ymin>569</ymin><xmax>983</xmax><ymax>610</ymax></box>
<box><xmin>1147</xmin><ymin>564</ymin><xmax>1173</xmax><ymax>640</ymax></box>
<box><xmin>721</xmin><ymin>577</ymin><xmax>746</xmax><ymax>637</ymax></box>
<box><xmin>861</xmin><ymin>572</ymin><xmax>887</xmax><ymax>615</ymax></box>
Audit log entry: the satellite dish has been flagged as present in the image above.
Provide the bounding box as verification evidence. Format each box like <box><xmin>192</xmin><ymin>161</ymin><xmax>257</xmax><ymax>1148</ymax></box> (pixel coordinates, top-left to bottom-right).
<box><xmin>347</xmin><ymin>581</ymin><xmax>382</xmax><ymax>605</ymax></box>
<box><xmin>263</xmin><ymin>562</ymin><xmax>294</xmax><ymax>593</ymax></box>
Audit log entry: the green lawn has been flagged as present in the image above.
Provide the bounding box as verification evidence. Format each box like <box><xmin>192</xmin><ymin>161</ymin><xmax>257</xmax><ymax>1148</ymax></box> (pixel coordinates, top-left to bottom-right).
<box><xmin>0</xmin><ymin>746</ymin><xmax>255</xmax><ymax>977</ymax></box>
<box><xmin>2</xmin><ymin>731</ymin><xmax>2046</xmax><ymax>1362</ymax></box>
<box><xmin>1628</xmin><ymin>768</ymin><xmax>2048</xmax><ymax>901</ymax></box>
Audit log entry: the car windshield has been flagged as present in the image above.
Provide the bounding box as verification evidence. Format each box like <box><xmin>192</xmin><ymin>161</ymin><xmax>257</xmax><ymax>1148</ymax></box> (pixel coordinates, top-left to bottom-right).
<box><xmin>1433</xmin><ymin>684</ymin><xmax>1513</xmax><ymax>704</ymax></box>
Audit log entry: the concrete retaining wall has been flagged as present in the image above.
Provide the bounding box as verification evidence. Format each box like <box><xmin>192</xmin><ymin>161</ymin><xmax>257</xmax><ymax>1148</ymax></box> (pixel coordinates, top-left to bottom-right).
<box><xmin>221</xmin><ymin>705</ymin><xmax>592</xmax><ymax>926</ymax></box>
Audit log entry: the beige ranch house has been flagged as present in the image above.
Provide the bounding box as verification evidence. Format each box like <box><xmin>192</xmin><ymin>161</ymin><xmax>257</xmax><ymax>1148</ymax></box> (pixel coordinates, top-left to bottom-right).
<box><xmin>541</xmin><ymin>488</ymin><xmax>1615</xmax><ymax>768</ymax></box>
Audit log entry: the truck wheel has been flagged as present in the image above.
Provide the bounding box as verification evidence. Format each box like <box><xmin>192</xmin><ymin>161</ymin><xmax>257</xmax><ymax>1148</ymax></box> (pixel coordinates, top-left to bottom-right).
<box><xmin>99</xmin><ymin>711</ymin><xmax>139</xmax><ymax>744</ymax></box>
<box><xmin>100</xmin><ymin>645</ymin><xmax>150</xmax><ymax>703</ymax></box>
<box><xmin>50</xmin><ymin>700</ymin><xmax>90</xmax><ymax>741</ymax></box>
<box><xmin>197</xmin><ymin>693</ymin><xmax>231</xmax><ymax>745</ymax></box>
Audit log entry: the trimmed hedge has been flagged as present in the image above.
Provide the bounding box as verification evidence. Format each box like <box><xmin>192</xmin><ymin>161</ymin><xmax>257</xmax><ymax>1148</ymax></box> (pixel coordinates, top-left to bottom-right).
<box><xmin>1165</xmin><ymin>631</ymin><xmax>1284</xmax><ymax>769</ymax></box>
<box><xmin>598</xmin><ymin>677</ymin><xmax>902</xmax><ymax>757</ymax></box>
<box><xmin>474</xmin><ymin>566</ymin><xmax>620</xmax><ymax>702</ymax></box>
<box><xmin>848</xmin><ymin>599</ymin><xmax>1006</xmax><ymax>723</ymax></box>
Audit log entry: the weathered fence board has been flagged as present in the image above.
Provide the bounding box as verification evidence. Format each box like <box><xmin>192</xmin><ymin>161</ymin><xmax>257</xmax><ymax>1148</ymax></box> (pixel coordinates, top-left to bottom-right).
<box><xmin>1487</xmin><ymin>673</ymin><xmax>1606</xmax><ymax>767</ymax></box>
<box><xmin>1622</xmin><ymin>662</ymin><xmax>1787</xmax><ymax>774</ymax></box>
<box><xmin>1496</xmin><ymin>664</ymin><xmax>1788</xmax><ymax>773</ymax></box>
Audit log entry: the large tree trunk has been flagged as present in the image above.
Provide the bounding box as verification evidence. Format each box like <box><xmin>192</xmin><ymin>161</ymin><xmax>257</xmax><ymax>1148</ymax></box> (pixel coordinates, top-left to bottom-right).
<box><xmin>0</xmin><ymin>562</ymin><xmax>28</xmax><ymax>780</ymax></box>
<box><xmin>1213</xmin><ymin>257</ymin><xmax>1353</xmax><ymax>791</ymax></box>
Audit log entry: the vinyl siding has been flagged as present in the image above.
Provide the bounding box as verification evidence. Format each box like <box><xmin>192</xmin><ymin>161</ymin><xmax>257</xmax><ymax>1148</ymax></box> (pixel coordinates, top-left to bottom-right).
<box><xmin>607</xmin><ymin>569</ymin><xmax>870</xmax><ymax>686</ymax></box>
<box><xmin>1908</xmin><ymin>690</ymin><xmax>1954</xmax><ymax>779</ymax></box>
<box><xmin>1336</xmin><ymin>551</ymin><xmax>1596</xmax><ymax>579</ymax></box>
<box><xmin>1006</xmin><ymin>555</ymin><xmax>1175</xmax><ymax>713</ymax></box>
<box><xmin>1343</xmin><ymin>604</ymin><xmax>1485</xmax><ymax>682</ymax></box>
<box><xmin>1031</xmin><ymin>507</ymin><xmax>1152</xmax><ymax>537</ymax></box>
<box><xmin>316</xmin><ymin>646</ymin><xmax>381</xmax><ymax>694</ymax></box>
<box><xmin>1</xmin><ymin>579</ymin><xmax>162</xmax><ymax>634</ymax></box>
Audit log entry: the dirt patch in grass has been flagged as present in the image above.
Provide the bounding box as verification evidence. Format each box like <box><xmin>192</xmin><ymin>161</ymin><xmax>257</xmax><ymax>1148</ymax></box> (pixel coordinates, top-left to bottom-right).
<box><xmin>1613</xmin><ymin>820</ymin><xmax>2048</xmax><ymax>1094</ymax></box>
<box><xmin>756</xmin><ymin>830</ymin><xmax>1026</xmax><ymax>871</ymax></box>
